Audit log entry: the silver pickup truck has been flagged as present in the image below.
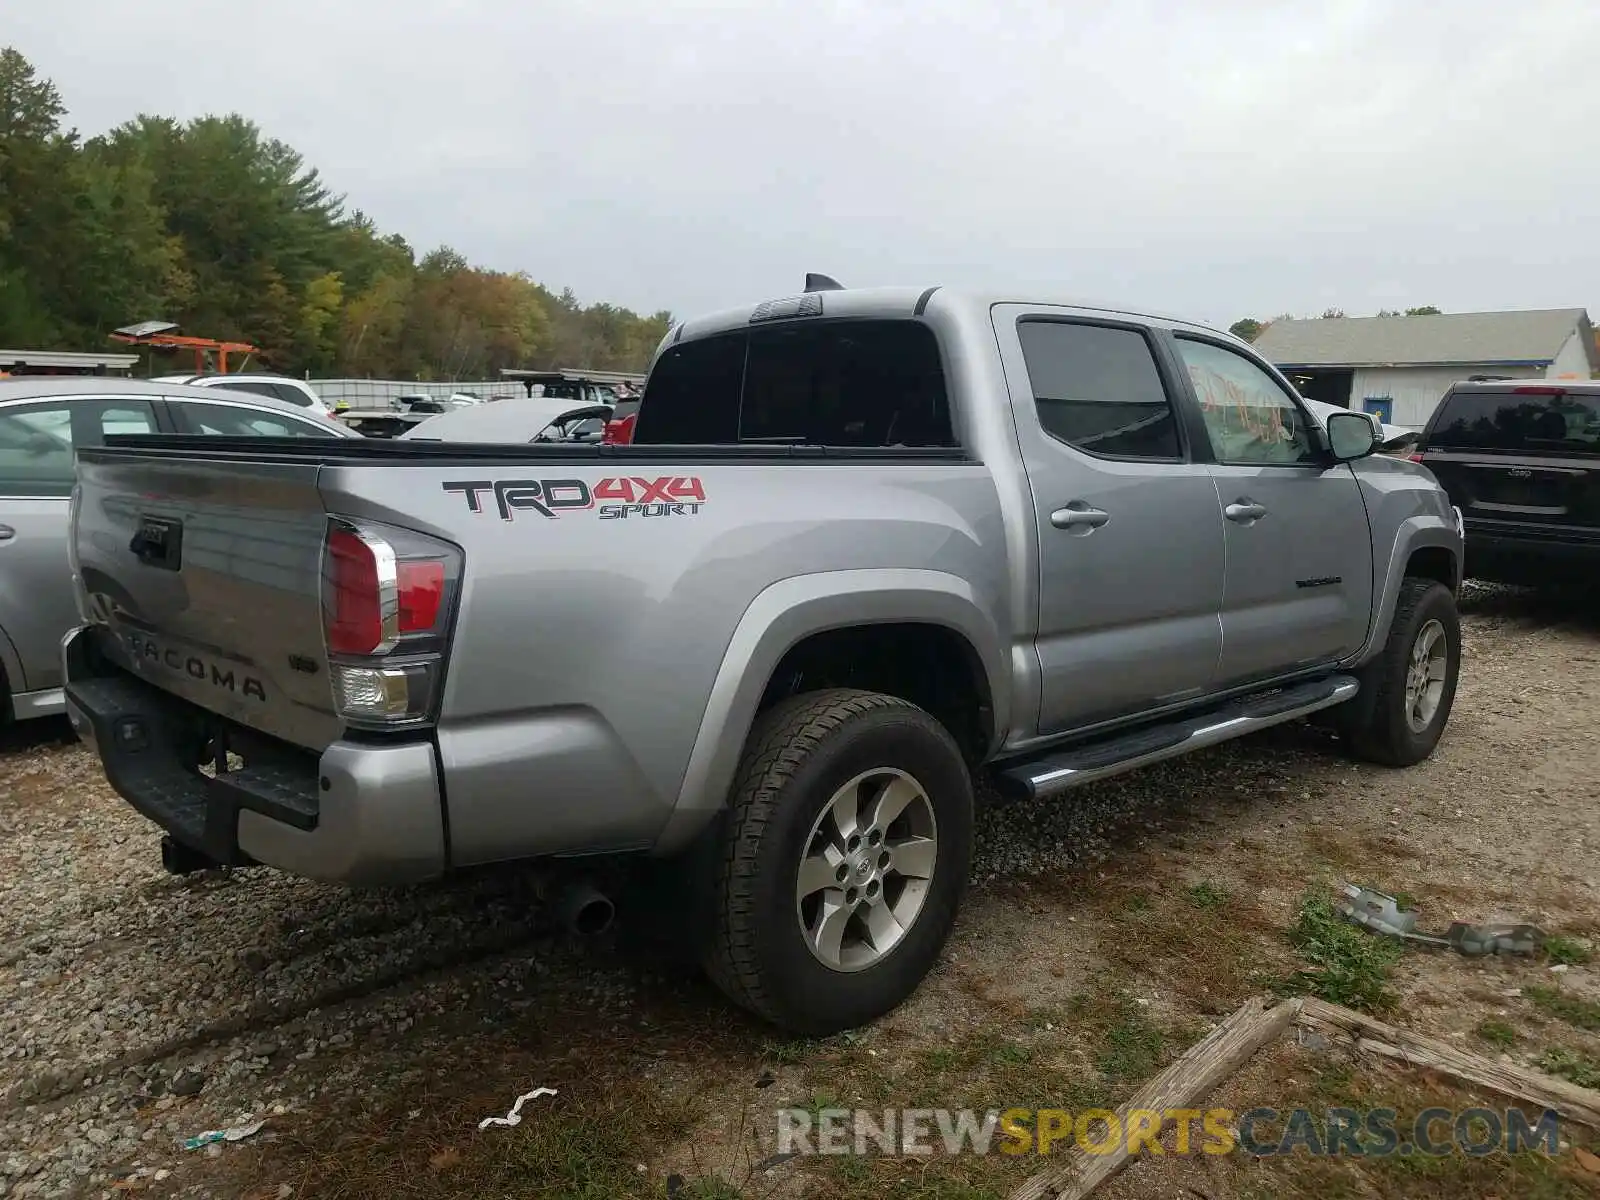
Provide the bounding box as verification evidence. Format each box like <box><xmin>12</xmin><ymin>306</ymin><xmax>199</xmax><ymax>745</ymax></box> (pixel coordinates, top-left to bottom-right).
<box><xmin>62</xmin><ymin>282</ymin><xmax>1464</xmax><ymax>1034</ymax></box>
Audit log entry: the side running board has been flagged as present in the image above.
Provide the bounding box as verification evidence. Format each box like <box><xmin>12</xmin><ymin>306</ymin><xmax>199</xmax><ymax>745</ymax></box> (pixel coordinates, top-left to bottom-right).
<box><xmin>999</xmin><ymin>675</ymin><xmax>1359</xmax><ymax>802</ymax></box>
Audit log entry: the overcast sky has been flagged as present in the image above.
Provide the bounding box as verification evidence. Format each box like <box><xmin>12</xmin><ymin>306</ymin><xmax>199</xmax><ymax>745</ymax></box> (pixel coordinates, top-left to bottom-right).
<box><xmin>8</xmin><ymin>0</ymin><xmax>1599</xmax><ymax>326</ymax></box>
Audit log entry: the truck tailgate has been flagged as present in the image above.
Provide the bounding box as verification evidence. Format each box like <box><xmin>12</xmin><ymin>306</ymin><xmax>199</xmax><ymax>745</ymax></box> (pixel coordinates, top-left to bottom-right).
<box><xmin>74</xmin><ymin>450</ymin><xmax>343</xmax><ymax>751</ymax></box>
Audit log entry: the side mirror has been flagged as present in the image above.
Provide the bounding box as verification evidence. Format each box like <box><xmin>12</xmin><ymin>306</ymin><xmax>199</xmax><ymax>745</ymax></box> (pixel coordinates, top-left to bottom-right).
<box><xmin>1326</xmin><ymin>410</ymin><xmax>1378</xmax><ymax>461</ymax></box>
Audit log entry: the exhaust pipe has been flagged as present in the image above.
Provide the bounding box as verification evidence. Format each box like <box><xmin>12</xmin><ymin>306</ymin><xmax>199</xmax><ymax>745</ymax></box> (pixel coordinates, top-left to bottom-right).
<box><xmin>554</xmin><ymin>879</ymin><xmax>616</xmax><ymax>936</ymax></box>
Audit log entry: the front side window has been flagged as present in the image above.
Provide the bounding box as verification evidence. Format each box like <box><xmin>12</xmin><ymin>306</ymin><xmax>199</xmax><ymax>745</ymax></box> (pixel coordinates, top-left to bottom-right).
<box><xmin>1017</xmin><ymin>320</ymin><xmax>1181</xmax><ymax>459</ymax></box>
<box><xmin>0</xmin><ymin>400</ymin><xmax>156</xmax><ymax>496</ymax></box>
<box><xmin>1176</xmin><ymin>338</ymin><xmax>1319</xmax><ymax>466</ymax></box>
<box><xmin>633</xmin><ymin>320</ymin><xmax>953</xmax><ymax>447</ymax></box>
<box><xmin>173</xmin><ymin>401</ymin><xmax>338</xmax><ymax>438</ymax></box>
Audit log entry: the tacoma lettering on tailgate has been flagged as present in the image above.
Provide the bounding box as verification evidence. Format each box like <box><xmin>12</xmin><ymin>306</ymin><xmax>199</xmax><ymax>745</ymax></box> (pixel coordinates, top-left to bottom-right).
<box><xmin>125</xmin><ymin>632</ymin><xmax>268</xmax><ymax>701</ymax></box>
<box><xmin>442</xmin><ymin>477</ymin><xmax>706</xmax><ymax>521</ymax></box>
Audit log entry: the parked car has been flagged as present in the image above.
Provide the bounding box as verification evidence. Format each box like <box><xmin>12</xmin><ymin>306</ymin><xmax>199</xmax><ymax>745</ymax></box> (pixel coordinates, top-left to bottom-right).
<box><xmin>399</xmin><ymin>398</ymin><xmax>614</xmax><ymax>443</ymax></box>
<box><xmin>0</xmin><ymin>378</ymin><xmax>357</xmax><ymax>724</ymax></box>
<box><xmin>150</xmin><ymin>373</ymin><xmax>333</xmax><ymax>416</ymax></box>
<box><xmin>1409</xmin><ymin>380</ymin><xmax>1600</xmax><ymax>585</ymax></box>
<box><xmin>61</xmin><ymin>283</ymin><xmax>1462</xmax><ymax>1034</ymax></box>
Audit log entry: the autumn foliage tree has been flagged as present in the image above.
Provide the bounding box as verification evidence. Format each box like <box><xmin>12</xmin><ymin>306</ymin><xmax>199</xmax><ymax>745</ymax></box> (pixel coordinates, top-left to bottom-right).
<box><xmin>0</xmin><ymin>48</ymin><xmax>671</xmax><ymax>378</ymax></box>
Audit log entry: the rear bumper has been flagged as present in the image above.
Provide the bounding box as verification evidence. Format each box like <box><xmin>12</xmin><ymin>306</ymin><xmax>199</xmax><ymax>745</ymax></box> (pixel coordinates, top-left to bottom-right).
<box><xmin>1464</xmin><ymin>521</ymin><xmax>1600</xmax><ymax>581</ymax></box>
<box><xmin>63</xmin><ymin>628</ymin><xmax>445</xmax><ymax>884</ymax></box>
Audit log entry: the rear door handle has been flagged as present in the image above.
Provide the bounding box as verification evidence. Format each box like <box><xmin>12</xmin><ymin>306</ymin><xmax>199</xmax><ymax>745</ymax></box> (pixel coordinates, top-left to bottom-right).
<box><xmin>1051</xmin><ymin>503</ymin><xmax>1111</xmax><ymax>531</ymax></box>
<box><xmin>0</xmin><ymin>524</ymin><xmax>14</xmax><ymax>543</ymax></box>
<box><xmin>1223</xmin><ymin>499</ymin><xmax>1267</xmax><ymax>524</ymax></box>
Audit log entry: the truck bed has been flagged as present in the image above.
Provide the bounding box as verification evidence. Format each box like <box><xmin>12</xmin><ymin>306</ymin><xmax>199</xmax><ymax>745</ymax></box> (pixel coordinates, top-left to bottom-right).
<box><xmin>68</xmin><ymin>434</ymin><xmax>1001</xmax><ymax>872</ymax></box>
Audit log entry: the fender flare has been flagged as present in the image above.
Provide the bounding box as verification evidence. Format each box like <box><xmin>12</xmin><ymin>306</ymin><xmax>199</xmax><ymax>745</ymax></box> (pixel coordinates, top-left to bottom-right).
<box><xmin>1352</xmin><ymin>515</ymin><xmax>1461</xmax><ymax>666</ymax></box>
<box><xmin>650</xmin><ymin>568</ymin><xmax>1008</xmax><ymax>855</ymax></box>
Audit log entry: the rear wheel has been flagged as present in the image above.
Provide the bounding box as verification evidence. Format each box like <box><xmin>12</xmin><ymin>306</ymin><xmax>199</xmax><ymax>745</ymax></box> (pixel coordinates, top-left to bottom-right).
<box><xmin>704</xmin><ymin>688</ymin><xmax>973</xmax><ymax>1034</ymax></box>
<box><xmin>1339</xmin><ymin>578</ymin><xmax>1460</xmax><ymax>766</ymax></box>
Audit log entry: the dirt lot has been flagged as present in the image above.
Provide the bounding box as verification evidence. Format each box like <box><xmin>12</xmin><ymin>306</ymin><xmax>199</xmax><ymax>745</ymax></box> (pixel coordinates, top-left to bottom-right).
<box><xmin>2</xmin><ymin>583</ymin><xmax>1598</xmax><ymax>1200</ymax></box>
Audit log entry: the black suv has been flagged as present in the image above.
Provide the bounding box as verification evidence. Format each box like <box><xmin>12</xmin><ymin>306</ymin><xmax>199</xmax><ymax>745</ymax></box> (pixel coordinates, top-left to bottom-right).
<box><xmin>1412</xmin><ymin>380</ymin><xmax>1600</xmax><ymax>584</ymax></box>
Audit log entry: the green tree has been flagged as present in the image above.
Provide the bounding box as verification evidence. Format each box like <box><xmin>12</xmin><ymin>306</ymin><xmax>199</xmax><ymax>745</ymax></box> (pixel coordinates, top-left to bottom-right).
<box><xmin>1228</xmin><ymin>317</ymin><xmax>1264</xmax><ymax>342</ymax></box>
<box><xmin>0</xmin><ymin>46</ymin><xmax>672</xmax><ymax>377</ymax></box>
<box><xmin>1405</xmin><ymin>305</ymin><xmax>1442</xmax><ymax>316</ymax></box>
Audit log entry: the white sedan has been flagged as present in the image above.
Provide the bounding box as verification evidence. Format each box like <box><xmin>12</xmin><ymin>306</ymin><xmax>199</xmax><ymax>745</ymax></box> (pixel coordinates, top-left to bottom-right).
<box><xmin>398</xmin><ymin>397</ymin><xmax>614</xmax><ymax>443</ymax></box>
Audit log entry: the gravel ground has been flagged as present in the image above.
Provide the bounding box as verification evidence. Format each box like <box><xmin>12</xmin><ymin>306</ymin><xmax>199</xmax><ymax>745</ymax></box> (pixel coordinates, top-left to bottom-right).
<box><xmin>0</xmin><ymin>582</ymin><xmax>1595</xmax><ymax>1198</ymax></box>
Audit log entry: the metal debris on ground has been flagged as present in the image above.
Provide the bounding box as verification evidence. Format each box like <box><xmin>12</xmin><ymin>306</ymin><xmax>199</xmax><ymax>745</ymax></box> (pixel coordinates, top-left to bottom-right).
<box><xmin>181</xmin><ymin>1118</ymin><xmax>265</xmax><ymax>1151</ymax></box>
<box><xmin>1336</xmin><ymin>883</ymin><xmax>1544</xmax><ymax>956</ymax></box>
<box><xmin>477</xmin><ymin>1086</ymin><xmax>558</xmax><ymax>1131</ymax></box>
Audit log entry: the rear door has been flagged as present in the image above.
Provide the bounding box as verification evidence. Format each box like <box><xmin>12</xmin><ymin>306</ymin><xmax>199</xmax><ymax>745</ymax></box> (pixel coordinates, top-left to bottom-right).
<box><xmin>0</xmin><ymin>397</ymin><xmax>158</xmax><ymax>693</ymax></box>
<box><xmin>993</xmin><ymin>308</ymin><xmax>1227</xmax><ymax>732</ymax></box>
<box><xmin>1169</xmin><ymin>335</ymin><xmax>1373</xmax><ymax>685</ymax></box>
<box><xmin>1421</xmin><ymin>385</ymin><xmax>1600</xmax><ymax>534</ymax></box>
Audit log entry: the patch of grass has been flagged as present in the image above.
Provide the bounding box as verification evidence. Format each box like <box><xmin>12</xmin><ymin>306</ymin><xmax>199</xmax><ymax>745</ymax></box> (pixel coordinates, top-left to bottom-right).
<box><xmin>1022</xmin><ymin>1006</ymin><xmax>1064</xmax><ymax>1032</ymax></box>
<box><xmin>1228</xmin><ymin>1048</ymin><xmax>1599</xmax><ymax>1200</ymax></box>
<box><xmin>1542</xmin><ymin>935</ymin><xmax>1594</xmax><ymax>967</ymax></box>
<box><xmin>811</xmin><ymin>1154</ymin><xmax>1011</xmax><ymax>1200</ymax></box>
<box><xmin>1185</xmin><ymin>880</ymin><xmax>1230</xmax><ymax>909</ymax></box>
<box><xmin>1525</xmin><ymin>984</ymin><xmax>1600</xmax><ymax>1032</ymax></box>
<box><xmin>765</xmin><ymin>1037</ymin><xmax>822</xmax><ymax>1066</ymax></box>
<box><xmin>919</xmin><ymin>1046</ymin><xmax>960</xmax><ymax>1073</ymax></box>
<box><xmin>678</xmin><ymin>1181</ymin><xmax>745</xmax><ymax>1200</ymax></box>
<box><xmin>1475</xmin><ymin>1018</ymin><xmax>1518</xmax><ymax>1049</ymax></box>
<box><xmin>1281</xmin><ymin>891</ymin><xmax>1402</xmax><ymax>1012</ymax></box>
<box><xmin>804</xmin><ymin>1089</ymin><xmax>843</xmax><ymax>1118</ymax></box>
<box><xmin>1085</xmin><ymin>876</ymin><xmax>1285</xmax><ymax>1011</ymax></box>
<box><xmin>257</xmin><ymin>1072</ymin><xmax>703</xmax><ymax>1200</ymax></box>
<box><xmin>1538</xmin><ymin>1047</ymin><xmax>1600</xmax><ymax>1089</ymax></box>
<box><xmin>989</xmin><ymin>1041</ymin><xmax>1032</xmax><ymax>1068</ymax></box>
<box><xmin>1095</xmin><ymin>1001</ymin><xmax>1166</xmax><ymax>1082</ymax></box>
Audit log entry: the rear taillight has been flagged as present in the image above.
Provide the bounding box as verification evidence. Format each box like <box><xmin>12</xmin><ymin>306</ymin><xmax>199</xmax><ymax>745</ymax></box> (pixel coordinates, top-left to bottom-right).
<box><xmin>1513</xmin><ymin>385</ymin><xmax>1565</xmax><ymax>396</ymax></box>
<box><xmin>1407</xmin><ymin>452</ymin><xmax>1425</xmax><ymax>463</ymax></box>
<box><xmin>321</xmin><ymin>518</ymin><xmax>461</xmax><ymax>729</ymax></box>
<box><xmin>602</xmin><ymin>413</ymin><xmax>636</xmax><ymax>445</ymax></box>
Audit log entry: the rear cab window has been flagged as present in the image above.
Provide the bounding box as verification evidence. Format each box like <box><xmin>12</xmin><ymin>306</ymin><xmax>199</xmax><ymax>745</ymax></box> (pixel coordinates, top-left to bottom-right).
<box><xmin>1428</xmin><ymin>387</ymin><xmax>1600</xmax><ymax>456</ymax></box>
<box><xmin>632</xmin><ymin>320</ymin><xmax>954</xmax><ymax>447</ymax></box>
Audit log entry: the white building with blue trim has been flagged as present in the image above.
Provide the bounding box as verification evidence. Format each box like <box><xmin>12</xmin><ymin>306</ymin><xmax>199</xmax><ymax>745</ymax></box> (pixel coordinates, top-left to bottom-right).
<box><xmin>1253</xmin><ymin>308</ymin><xmax>1597</xmax><ymax>430</ymax></box>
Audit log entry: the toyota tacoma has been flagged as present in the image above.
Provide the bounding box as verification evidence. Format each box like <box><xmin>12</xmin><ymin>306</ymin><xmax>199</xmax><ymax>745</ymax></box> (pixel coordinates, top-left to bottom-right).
<box><xmin>63</xmin><ymin>280</ymin><xmax>1464</xmax><ymax>1034</ymax></box>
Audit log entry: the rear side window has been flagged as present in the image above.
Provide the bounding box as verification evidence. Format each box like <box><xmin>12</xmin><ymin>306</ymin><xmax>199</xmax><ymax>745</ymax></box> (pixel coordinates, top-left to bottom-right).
<box><xmin>633</xmin><ymin>320</ymin><xmax>953</xmax><ymax>447</ymax></box>
<box><xmin>272</xmin><ymin>383</ymin><xmax>314</xmax><ymax>407</ymax></box>
<box><xmin>1429</xmin><ymin>388</ymin><xmax>1600</xmax><ymax>455</ymax></box>
<box><xmin>1017</xmin><ymin>320</ymin><xmax>1180</xmax><ymax>459</ymax></box>
<box><xmin>172</xmin><ymin>401</ymin><xmax>338</xmax><ymax>438</ymax></box>
<box><xmin>0</xmin><ymin>400</ymin><xmax>156</xmax><ymax>496</ymax></box>
<box><xmin>209</xmin><ymin>380</ymin><xmax>282</xmax><ymax>401</ymax></box>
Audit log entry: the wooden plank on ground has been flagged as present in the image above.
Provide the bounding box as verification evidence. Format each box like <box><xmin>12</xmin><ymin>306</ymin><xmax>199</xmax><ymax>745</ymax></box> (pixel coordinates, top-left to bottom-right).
<box><xmin>1008</xmin><ymin>994</ymin><xmax>1302</xmax><ymax>1200</ymax></box>
<box><xmin>1298</xmin><ymin>996</ymin><xmax>1600</xmax><ymax>1129</ymax></box>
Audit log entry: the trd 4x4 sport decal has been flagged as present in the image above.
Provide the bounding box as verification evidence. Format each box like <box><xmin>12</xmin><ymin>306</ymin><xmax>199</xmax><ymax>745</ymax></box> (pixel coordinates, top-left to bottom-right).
<box><xmin>442</xmin><ymin>476</ymin><xmax>707</xmax><ymax>521</ymax></box>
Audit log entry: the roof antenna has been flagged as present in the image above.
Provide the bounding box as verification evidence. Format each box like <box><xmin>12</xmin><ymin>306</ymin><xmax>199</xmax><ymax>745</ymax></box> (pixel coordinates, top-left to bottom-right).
<box><xmin>804</xmin><ymin>273</ymin><xmax>844</xmax><ymax>293</ymax></box>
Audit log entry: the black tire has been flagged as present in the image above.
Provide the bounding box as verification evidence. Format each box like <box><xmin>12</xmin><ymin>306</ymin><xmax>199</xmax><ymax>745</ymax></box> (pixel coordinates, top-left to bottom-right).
<box><xmin>1339</xmin><ymin>578</ymin><xmax>1460</xmax><ymax>766</ymax></box>
<box><xmin>704</xmin><ymin>688</ymin><xmax>974</xmax><ymax>1035</ymax></box>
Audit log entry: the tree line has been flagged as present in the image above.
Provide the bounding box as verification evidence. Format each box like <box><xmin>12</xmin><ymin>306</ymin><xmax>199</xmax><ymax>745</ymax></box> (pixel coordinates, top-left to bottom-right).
<box><xmin>1228</xmin><ymin>306</ymin><xmax>1442</xmax><ymax>344</ymax></box>
<box><xmin>0</xmin><ymin>48</ymin><xmax>672</xmax><ymax>379</ymax></box>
